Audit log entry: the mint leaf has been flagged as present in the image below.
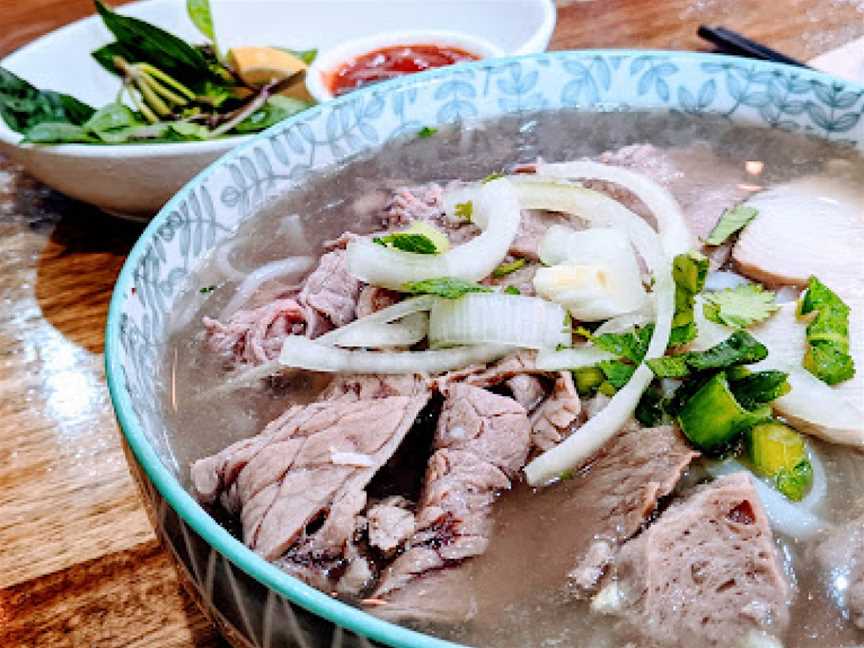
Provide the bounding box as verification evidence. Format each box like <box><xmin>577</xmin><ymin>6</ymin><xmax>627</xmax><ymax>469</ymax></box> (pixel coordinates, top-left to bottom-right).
<box><xmin>417</xmin><ymin>126</ymin><xmax>437</xmax><ymax>138</ymax></box>
<box><xmin>706</xmin><ymin>205</ymin><xmax>758</xmax><ymax>246</ymax></box>
<box><xmin>504</xmin><ymin>285</ymin><xmax>521</xmax><ymax>295</ymax></box>
<box><xmin>482</xmin><ymin>172</ymin><xmax>504</xmax><ymax>183</ymax></box>
<box><xmin>402</xmin><ymin>277</ymin><xmax>492</xmax><ymax>299</ymax></box>
<box><xmin>373</xmin><ymin>232</ymin><xmax>439</xmax><ymax>254</ymax></box>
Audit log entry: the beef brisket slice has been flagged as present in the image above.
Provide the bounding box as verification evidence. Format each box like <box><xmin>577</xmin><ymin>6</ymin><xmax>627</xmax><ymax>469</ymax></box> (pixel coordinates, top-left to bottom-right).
<box><xmin>373</xmin><ymin>384</ymin><xmax>530</xmax><ymax>619</ymax></box>
<box><xmin>297</xmin><ymin>248</ymin><xmax>361</xmax><ymax>335</ymax></box>
<box><xmin>596</xmin><ymin>473</ymin><xmax>791</xmax><ymax>647</ymax></box>
<box><xmin>568</xmin><ymin>424</ymin><xmax>699</xmax><ymax>595</ymax></box>
<box><xmin>191</xmin><ymin>391</ymin><xmax>429</xmax><ymax>562</ymax></box>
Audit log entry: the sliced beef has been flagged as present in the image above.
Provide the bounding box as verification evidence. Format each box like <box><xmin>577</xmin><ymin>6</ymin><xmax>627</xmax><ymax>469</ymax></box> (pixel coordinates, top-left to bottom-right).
<box><xmin>507</xmin><ymin>373</ymin><xmax>547</xmax><ymax>412</ymax></box>
<box><xmin>530</xmin><ymin>372</ymin><xmax>582</xmax><ymax>451</ymax></box>
<box><xmin>462</xmin><ymin>350</ymin><xmax>540</xmax><ymax>388</ymax></box>
<box><xmin>567</xmin><ymin>424</ymin><xmax>699</xmax><ymax>595</ymax></box>
<box><xmin>355</xmin><ymin>285</ymin><xmax>401</xmax><ymax>319</ymax></box>
<box><xmin>814</xmin><ymin>513</ymin><xmax>864</xmax><ymax>629</ymax></box>
<box><xmin>191</xmin><ymin>389</ymin><xmax>430</xmax><ymax>576</ymax></box>
<box><xmin>382</xmin><ymin>183</ymin><xmax>446</xmax><ymax>229</ymax></box>
<box><xmin>372</xmin><ymin>384</ymin><xmax>530</xmax><ymax>618</ymax></box>
<box><xmin>202</xmin><ymin>298</ymin><xmax>306</xmax><ymax>365</ymax></box>
<box><xmin>297</xmin><ymin>248</ymin><xmax>361</xmax><ymax>336</ymax></box>
<box><xmin>594</xmin><ymin>473</ymin><xmax>791</xmax><ymax>647</ymax></box>
<box><xmin>320</xmin><ymin>373</ymin><xmax>428</xmax><ymax>402</ymax></box>
<box><xmin>482</xmin><ymin>260</ymin><xmax>538</xmax><ymax>296</ymax></box>
<box><xmin>367</xmin><ymin>496</ymin><xmax>416</xmax><ymax>554</ymax></box>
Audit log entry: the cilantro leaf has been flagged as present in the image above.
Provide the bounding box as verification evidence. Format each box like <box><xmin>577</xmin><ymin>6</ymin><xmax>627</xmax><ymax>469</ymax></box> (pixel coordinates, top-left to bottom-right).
<box><xmin>702</xmin><ymin>283</ymin><xmax>779</xmax><ymax>328</ymax></box>
<box><xmin>417</xmin><ymin>126</ymin><xmax>437</xmax><ymax>138</ymax></box>
<box><xmin>374</xmin><ymin>232</ymin><xmax>439</xmax><ymax>254</ymax></box>
<box><xmin>492</xmin><ymin>258</ymin><xmax>527</xmax><ymax>278</ymax></box>
<box><xmin>706</xmin><ymin>205</ymin><xmax>758</xmax><ymax>246</ymax></box>
<box><xmin>454</xmin><ymin>201</ymin><xmax>473</xmax><ymax>222</ymax></box>
<box><xmin>402</xmin><ymin>277</ymin><xmax>492</xmax><ymax>299</ymax></box>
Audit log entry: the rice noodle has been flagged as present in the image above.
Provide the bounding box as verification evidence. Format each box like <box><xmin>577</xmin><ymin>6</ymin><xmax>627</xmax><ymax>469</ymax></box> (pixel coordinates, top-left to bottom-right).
<box><xmin>706</xmin><ymin>456</ymin><xmax>829</xmax><ymax>540</ymax></box>
<box><xmin>279</xmin><ymin>336</ymin><xmax>512</xmax><ymax>374</ymax></box>
<box><xmin>218</xmin><ymin>256</ymin><xmax>314</xmax><ymax>321</ymax></box>
<box><xmin>521</xmin><ymin>170</ymin><xmax>692</xmax><ymax>486</ymax></box>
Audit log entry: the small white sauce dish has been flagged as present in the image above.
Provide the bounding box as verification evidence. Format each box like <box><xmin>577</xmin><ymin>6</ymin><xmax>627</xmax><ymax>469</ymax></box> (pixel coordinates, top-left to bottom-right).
<box><xmin>305</xmin><ymin>30</ymin><xmax>505</xmax><ymax>104</ymax></box>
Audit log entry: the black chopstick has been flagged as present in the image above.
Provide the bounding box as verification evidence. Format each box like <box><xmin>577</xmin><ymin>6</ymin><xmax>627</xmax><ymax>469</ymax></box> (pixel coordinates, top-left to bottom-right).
<box><xmin>697</xmin><ymin>25</ymin><xmax>812</xmax><ymax>69</ymax></box>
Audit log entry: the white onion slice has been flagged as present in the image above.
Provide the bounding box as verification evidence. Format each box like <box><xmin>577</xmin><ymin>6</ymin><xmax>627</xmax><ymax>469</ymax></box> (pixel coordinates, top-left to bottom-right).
<box><xmin>706</xmin><ymin>459</ymin><xmax>828</xmax><ymax>540</ymax></box>
<box><xmin>316</xmin><ymin>295</ymin><xmax>437</xmax><ymax>346</ymax></box>
<box><xmin>704</xmin><ymin>270</ymin><xmax>749</xmax><ymax>292</ymax></box>
<box><xmin>325</xmin><ymin>312</ymin><xmax>428</xmax><ymax>349</ymax></box>
<box><xmin>346</xmin><ymin>178</ymin><xmax>520</xmax><ymax>289</ymax></box>
<box><xmin>533</xmin><ymin>226</ymin><xmax>647</xmax><ymax>321</ymax></box>
<box><xmin>535</xmin><ymin>346</ymin><xmax>617</xmax><ymax>371</ymax></box>
<box><xmin>536</xmin><ymin>160</ymin><xmax>692</xmax><ymax>255</ymax></box>
<box><xmin>594</xmin><ymin>309</ymin><xmax>654</xmax><ymax>336</ymax></box>
<box><xmin>511</xmin><ymin>176</ymin><xmax>665</xmax><ymax>271</ymax></box>
<box><xmin>219</xmin><ymin>256</ymin><xmax>314</xmax><ymax>321</ymax></box>
<box><xmin>279</xmin><ymin>336</ymin><xmax>512</xmax><ymax>374</ymax></box>
<box><xmin>429</xmin><ymin>293</ymin><xmax>570</xmax><ymax>350</ymax></box>
<box><xmin>522</xmin><ymin>175</ymin><xmax>688</xmax><ymax>486</ymax></box>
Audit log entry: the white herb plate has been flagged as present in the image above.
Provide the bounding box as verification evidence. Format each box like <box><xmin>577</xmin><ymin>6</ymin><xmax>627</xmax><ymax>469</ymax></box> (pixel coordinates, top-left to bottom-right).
<box><xmin>0</xmin><ymin>0</ymin><xmax>555</xmax><ymax>219</ymax></box>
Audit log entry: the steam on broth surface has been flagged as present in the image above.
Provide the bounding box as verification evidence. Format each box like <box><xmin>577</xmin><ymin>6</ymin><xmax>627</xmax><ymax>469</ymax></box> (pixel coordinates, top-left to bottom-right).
<box><xmin>161</xmin><ymin>111</ymin><xmax>864</xmax><ymax>648</ymax></box>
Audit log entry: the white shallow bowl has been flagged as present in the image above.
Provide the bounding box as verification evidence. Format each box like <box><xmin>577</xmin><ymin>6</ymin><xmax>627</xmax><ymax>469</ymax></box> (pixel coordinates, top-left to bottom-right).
<box><xmin>0</xmin><ymin>0</ymin><xmax>556</xmax><ymax>219</ymax></box>
<box><xmin>306</xmin><ymin>30</ymin><xmax>505</xmax><ymax>103</ymax></box>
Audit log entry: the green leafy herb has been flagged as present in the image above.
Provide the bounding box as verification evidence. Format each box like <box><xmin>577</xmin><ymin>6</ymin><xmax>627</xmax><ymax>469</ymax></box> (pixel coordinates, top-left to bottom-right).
<box><xmin>705</xmin><ymin>205</ymin><xmax>758</xmax><ymax>246</ymax></box>
<box><xmin>186</xmin><ymin>0</ymin><xmax>215</xmax><ymax>43</ymax></box>
<box><xmin>647</xmin><ymin>330</ymin><xmax>768</xmax><ymax>379</ymax></box>
<box><xmin>670</xmin><ymin>251</ymin><xmax>709</xmax><ymax>346</ymax></box>
<box><xmin>94</xmin><ymin>0</ymin><xmax>210</xmax><ymax>81</ymax></box>
<box><xmin>504</xmin><ymin>285</ymin><xmax>521</xmax><ymax>296</ymax></box>
<box><xmin>23</xmin><ymin>122</ymin><xmax>97</xmax><ymax>143</ymax></box>
<box><xmin>492</xmin><ymin>258</ymin><xmax>527</xmax><ymax>278</ymax></box>
<box><xmin>482</xmin><ymin>172</ymin><xmax>504</xmax><ymax>184</ymax></box>
<box><xmin>454</xmin><ymin>200</ymin><xmax>473</xmax><ymax>222</ymax></box>
<box><xmin>798</xmin><ymin>276</ymin><xmax>855</xmax><ymax>385</ymax></box>
<box><xmin>598</xmin><ymin>360</ymin><xmax>637</xmax><ymax>389</ymax></box>
<box><xmin>402</xmin><ymin>277</ymin><xmax>492</xmax><ymax>300</ymax></box>
<box><xmin>234</xmin><ymin>95</ymin><xmax>312</xmax><ymax>133</ymax></box>
<box><xmin>374</xmin><ymin>232</ymin><xmax>440</xmax><ymax>254</ymax></box>
<box><xmin>703</xmin><ymin>283</ymin><xmax>778</xmax><ymax>328</ymax></box>
<box><xmin>199</xmin><ymin>284</ymin><xmax>216</xmax><ymax>294</ymax></box>
<box><xmin>0</xmin><ymin>66</ymin><xmax>95</xmax><ymax>133</ymax></box>
<box><xmin>84</xmin><ymin>102</ymin><xmax>142</xmax><ymax>133</ymax></box>
<box><xmin>417</xmin><ymin>126</ymin><xmax>437</xmax><ymax>138</ymax></box>
<box><xmin>590</xmin><ymin>325</ymin><xmax>655</xmax><ymax>364</ymax></box>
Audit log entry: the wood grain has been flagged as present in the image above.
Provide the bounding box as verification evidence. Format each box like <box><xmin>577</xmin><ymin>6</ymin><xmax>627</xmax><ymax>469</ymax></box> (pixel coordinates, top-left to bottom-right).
<box><xmin>0</xmin><ymin>1</ymin><xmax>860</xmax><ymax>647</ymax></box>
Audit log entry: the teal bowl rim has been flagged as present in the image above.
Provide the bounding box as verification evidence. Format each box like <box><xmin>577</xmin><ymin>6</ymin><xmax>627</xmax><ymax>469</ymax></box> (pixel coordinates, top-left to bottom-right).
<box><xmin>105</xmin><ymin>49</ymin><xmax>863</xmax><ymax>648</ymax></box>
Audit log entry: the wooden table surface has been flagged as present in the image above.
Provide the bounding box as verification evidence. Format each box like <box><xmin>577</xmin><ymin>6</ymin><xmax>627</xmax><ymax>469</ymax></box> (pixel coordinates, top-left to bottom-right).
<box><xmin>1</xmin><ymin>1</ymin><xmax>861</xmax><ymax>646</ymax></box>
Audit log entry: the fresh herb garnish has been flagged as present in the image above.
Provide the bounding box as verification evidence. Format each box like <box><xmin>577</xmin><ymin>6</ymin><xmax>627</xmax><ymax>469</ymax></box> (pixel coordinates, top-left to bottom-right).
<box><xmin>492</xmin><ymin>258</ymin><xmax>527</xmax><ymax>278</ymax></box>
<box><xmin>647</xmin><ymin>330</ymin><xmax>769</xmax><ymax>378</ymax></box>
<box><xmin>482</xmin><ymin>172</ymin><xmax>504</xmax><ymax>184</ymax></box>
<box><xmin>504</xmin><ymin>285</ymin><xmax>521</xmax><ymax>296</ymax></box>
<box><xmin>417</xmin><ymin>126</ymin><xmax>438</xmax><ymax>138</ymax></box>
<box><xmin>797</xmin><ymin>276</ymin><xmax>855</xmax><ymax>385</ymax></box>
<box><xmin>703</xmin><ymin>283</ymin><xmax>779</xmax><ymax>329</ymax></box>
<box><xmin>670</xmin><ymin>251</ymin><xmax>709</xmax><ymax>346</ymax></box>
<box><xmin>0</xmin><ymin>67</ymin><xmax>95</xmax><ymax>133</ymax></box>
<box><xmin>706</xmin><ymin>205</ymin><xmax>758</xmax><ymax>246</ymax></box>
<box><xmin>454</xmin><ymin>200</ymin><xmax>473</xmax><ymax>222</ymax></box>
<box><xmin>402</xmin><ymin>277</ymin><xmax>492</xmax><ymax>300</ymax></box>
<box><xmin>186</xmin><ymin>0</ymin><xmax>216</xmax><ymax>43</ymax></box>
<box><xmin>373</xmin><ymin>232</ymin><xmax>440</xmax><ymax>254</ymax></box>
<box><xmin>199</xmin><ymin>284</ymin><xmax>216</xmax><ymax>294</ymax></box>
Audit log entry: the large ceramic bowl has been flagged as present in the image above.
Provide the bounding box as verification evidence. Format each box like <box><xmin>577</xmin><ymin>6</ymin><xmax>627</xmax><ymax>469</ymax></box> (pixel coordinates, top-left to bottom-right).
<box><xmin>105</xmin><ymin>50</ymin><xmax>864</xmax><ymax>648</ymax></box>
<box><xmin>0</xmin><ymin>0</ymin><xmax>554</xmax><ymax>219</ymax></box>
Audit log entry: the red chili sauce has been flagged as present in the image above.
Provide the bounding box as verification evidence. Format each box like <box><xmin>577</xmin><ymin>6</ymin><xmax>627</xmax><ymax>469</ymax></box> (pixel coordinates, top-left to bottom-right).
<box><xmin>328</xmin><ymin>44</ymin><xmax>478</xmax><ymax>96</ymax></box>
